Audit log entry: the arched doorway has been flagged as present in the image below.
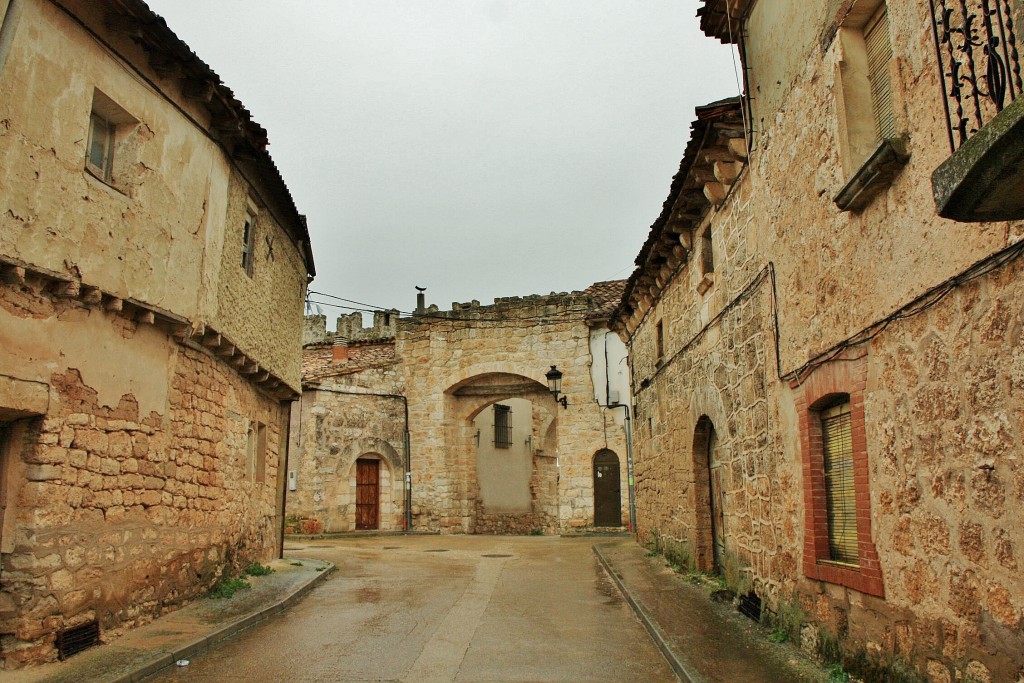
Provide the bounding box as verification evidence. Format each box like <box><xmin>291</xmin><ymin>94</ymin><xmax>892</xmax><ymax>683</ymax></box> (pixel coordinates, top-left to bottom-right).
<box><xmin>593</xmin><ymin>449</ymin><xmax>622</xmax><ymax>527</ymax></box>
<box><xmin>693</xmin><ymin>416</ymin><xmax>725</xmax><ymax>573</ymax></box>
<box><xmin>355</xmin><ymin>457</ymin><xmax>380</xmax><ymax>530</ymax></box>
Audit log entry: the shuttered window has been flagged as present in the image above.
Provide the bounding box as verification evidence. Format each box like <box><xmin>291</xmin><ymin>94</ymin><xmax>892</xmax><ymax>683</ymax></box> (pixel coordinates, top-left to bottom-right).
<box><xmin>865</xmin><ymin>4</ymin><xmax>895</xmax><ymax>141</ymax></box>
<box><xmin>494</xmin><ymin>404</ymin><xmax>512</xmax><ymax>449</ymax></box>
<box><xmin>821</xmin><ymin>400</ymin><xmax>859</xmax><ymax>565</ymax></box>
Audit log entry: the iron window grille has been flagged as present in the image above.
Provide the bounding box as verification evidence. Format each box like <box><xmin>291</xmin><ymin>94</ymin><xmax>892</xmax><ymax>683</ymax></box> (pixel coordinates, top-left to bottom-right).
<box><xmin>493</xmin><ymin>404</ymin><xmax>512</xmax><ymax>449</ymax></box>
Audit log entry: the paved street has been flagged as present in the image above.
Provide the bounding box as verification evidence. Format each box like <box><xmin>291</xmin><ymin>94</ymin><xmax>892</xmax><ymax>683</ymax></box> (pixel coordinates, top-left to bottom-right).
<box><xmin>147</xmin><ymin>535</ymin><xmax>676</xmax><ymax>682</ymax></box>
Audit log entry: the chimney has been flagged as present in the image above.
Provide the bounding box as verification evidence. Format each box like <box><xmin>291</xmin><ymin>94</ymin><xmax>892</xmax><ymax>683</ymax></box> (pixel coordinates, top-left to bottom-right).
<box><xmin>332</xmin><ymin>336</ymin><xmax>349</xmax><ymax>362</ymax></box>
<box><xmin>415</xmin><ymin>287</ymin><xmax>426</xmax><ymax>315</ymax></box>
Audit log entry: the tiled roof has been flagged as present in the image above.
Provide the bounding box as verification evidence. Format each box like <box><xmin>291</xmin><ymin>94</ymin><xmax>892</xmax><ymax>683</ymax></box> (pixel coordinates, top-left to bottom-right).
<box><xmin>697</xmin><ymin>0</ymin><xmax>751</xmax><ymax>44</ymax></box>
<box><xmin>583</xmin><ymin>280</ymin><xmax>628</xmax><ymax>323</ymax></box>
<box><xmin>302</xmin><ymin>339</ymin><xmax>397</xmax><ymax>383</ymax></box>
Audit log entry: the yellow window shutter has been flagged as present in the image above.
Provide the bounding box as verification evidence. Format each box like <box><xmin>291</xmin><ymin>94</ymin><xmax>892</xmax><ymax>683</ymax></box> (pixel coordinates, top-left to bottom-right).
<box><xmin>865</xmin><ymin>5</ymin><xmax>896</xmax><ymax>141</ymax></box>
<box><xmin>821</xmin><ymin>401</ymin><xmax>859</xmax><ymax>565</ymax></box>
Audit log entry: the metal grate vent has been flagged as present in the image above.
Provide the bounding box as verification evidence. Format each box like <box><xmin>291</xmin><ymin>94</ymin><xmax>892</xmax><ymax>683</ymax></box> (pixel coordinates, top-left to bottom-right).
<box><xmin>737</xmin><ymin>591</ymin><xmax>762</xmax><ymax>622</ymax></box>
<box><xmin>56</xmin><ymin>620</ymin><xmax>100</xmax><ymax>660</ymax></box>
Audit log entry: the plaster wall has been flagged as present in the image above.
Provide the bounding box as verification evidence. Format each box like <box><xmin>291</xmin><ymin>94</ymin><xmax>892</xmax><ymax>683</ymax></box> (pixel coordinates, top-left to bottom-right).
<box><xmin>474</xmin><ymin>397</ymin><xmax>533</xmax><ymax>513</ymax></box>
<box><xmin>0</xmin><ymin>0</ymin><xmax>223</xmax><ymax>320</ymax></box>
<box><xmin>0</xmin><ymin>0</ymin><xmax>306</xmax><ymax>391</ymax></box>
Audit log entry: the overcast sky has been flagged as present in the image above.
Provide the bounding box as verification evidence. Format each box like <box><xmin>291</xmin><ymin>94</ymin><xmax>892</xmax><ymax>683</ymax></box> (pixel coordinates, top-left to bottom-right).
<box><xmin>146</xmin><ymin>1</ymin><xmax>738</xmax><ymax>322</ymax></box>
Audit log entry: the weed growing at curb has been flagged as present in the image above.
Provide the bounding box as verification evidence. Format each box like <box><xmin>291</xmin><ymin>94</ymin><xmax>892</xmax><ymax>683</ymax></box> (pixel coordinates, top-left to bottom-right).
<box><xmin>208</xmin><ymin>576</ymin><xmax>250</xmax><ymax>599</ymax></box>
<box><xmin>290</xmin><ymin>561</ymin><xmax>303</xmax><ymax>567</ymax></box>
<box><xmin>244</xmin><ymin>562</ymin><xmax>275</xmax><ymax>577</ymax></box>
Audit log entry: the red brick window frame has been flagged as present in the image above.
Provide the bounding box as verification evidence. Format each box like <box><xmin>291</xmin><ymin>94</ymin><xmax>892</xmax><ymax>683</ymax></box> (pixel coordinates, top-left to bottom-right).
<box><xmin>792</xmin><ymin>353</ymin><xmax>884</xmax><ymax>597</ymax></box>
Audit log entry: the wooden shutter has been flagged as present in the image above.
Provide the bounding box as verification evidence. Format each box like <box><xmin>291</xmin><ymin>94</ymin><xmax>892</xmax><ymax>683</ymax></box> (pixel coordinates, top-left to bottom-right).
<box><xmin>821</xmin><ymin>401</ymin><xmax>859</xmax><ymax>565</ymax></box>
<box><xmin>865</xmin><ymin>5</ymin><xmax>896</xmax><ymax>141</ymax></box>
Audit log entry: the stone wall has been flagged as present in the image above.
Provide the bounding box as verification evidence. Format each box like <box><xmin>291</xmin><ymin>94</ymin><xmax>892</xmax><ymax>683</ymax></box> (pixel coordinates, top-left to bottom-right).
<box><xmin>0</xmin><ymin>277</ymin><xmax>285</xmax><ymax>667</ymax></box>
<box><xmin>621</xmin><ymin>1</ymin><xmax>1024</xmax><ymax>679</ymax></box>
<box><xmin>287</xmin><ymin>356</ymin><xmax>406</xmax><ymax>533</ymax></box>
<box><xmin>399</xmin><ymin>291</ymin><xmax>629</xmax><ymax>534</ymax></box>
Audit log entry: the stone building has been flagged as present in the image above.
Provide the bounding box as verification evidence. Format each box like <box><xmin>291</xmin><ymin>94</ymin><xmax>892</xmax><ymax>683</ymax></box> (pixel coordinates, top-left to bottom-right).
<box><xmin>288</xmin><ymin>311</ymin><xmax>406</xmax><ymax>534</ymax></box>
<box><xmin>288</xmin><ymin>282</ymin><xmax>632</xmax><ymax>536</ymax></box>
<box><xmin>0</xmin><ymin>0</ymin><xmax>314</xmax><ymax>667</ymax></box>
<box><xmin>610</xmin><ymin>0</ymin><xmax>1024</xmax><ymax>680</ymax></box>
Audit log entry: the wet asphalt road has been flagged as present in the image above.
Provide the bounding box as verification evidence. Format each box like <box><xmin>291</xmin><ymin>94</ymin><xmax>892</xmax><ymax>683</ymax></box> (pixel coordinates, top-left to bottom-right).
<box><xmin>146</xmin><ymin>535</ymin><xmax>676</xmax><ymax>682</ymax></box>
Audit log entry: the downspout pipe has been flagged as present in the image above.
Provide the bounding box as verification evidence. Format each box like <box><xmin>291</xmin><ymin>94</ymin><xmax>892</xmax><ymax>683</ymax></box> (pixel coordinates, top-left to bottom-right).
<box><xmin>306</xmin><ymin>386</ymin><xmax>412</xmax><ymax>531</ymax></box>
<box><xmin>607</xmin><ymin>403</ymin><xmax>635</xmax><ymax>534</ymax></box>
<box><xmin>0</xmin><ymin>0</ymin><xmax>24</xmax><ymax>79</ymax></box>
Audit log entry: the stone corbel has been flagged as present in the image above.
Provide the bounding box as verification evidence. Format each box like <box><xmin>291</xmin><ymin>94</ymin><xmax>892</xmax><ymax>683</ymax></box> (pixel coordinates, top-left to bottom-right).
<box><xmin>80</xmin><ymin>286</ymin><xmax>102</xmax><ymax>306</ymax></box>
<box><xmin>704</xmin><ymin>182</ymin><xmax>727</xmax><ymax>206</ymax></box>
<box><xmin>713</xmin><ymin>160</ymin><xmax>741</xmax><ymax>185</ymax></box>
<box><xmin>1</xmin><ymin>264</ymin><xmax>26</xmax><ymax>285</ymax></box>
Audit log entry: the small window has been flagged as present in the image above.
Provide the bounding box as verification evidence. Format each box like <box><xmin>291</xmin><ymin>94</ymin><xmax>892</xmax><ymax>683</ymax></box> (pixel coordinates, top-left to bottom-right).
<box><xmin>254</xmin><ymin>422</ymin><xmax>267</xmax><ymax>484</ymax></box>
<box><xmin>701</xmin><ymin>227</ymin><xmax>715</xmax><ymax>275</ymax></box>
<box><xmin>245</xmin><ymin>421</ymin><xmax>255</xmax><ymax>477</ymax></box>
<box><xmin>820</xmin><ymin>400</ymin><xmax>858</xmax><ymax>565</ymax></box>
<box><xmin>493</xmin><ymin>404</ymin><xmax>512</xmax><ymax>449</ymax></box>
<box><xmin>656</xmin><ymin>320</ymin><xmax>665</xmax><ymax>360</ymax></box>
<box><xmin>84</xmin><ymin>90</ymin><xmax>137</xmax><ymax>186</ymax></box>
<box><xmin>87</xmin><ymin>113</ymin><xmax>114</xmax><ymax>180</ymax></box>
<box><xmin>242</xmin><ymin>213</ymin><xmax>256</xmax><ymax>277</ymax></box>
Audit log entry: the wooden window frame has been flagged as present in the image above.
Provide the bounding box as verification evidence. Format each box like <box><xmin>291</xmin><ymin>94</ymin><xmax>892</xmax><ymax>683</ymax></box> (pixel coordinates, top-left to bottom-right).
<box><xmin>254</xmin><ymin>421</ymin><xmax>267</xmax><ymax>484</ymax></box>
<box><xmin>86</xmin><ymin>112</ymin><xmax>115</xmax><ymax>181</ymax></box>
<box><xmin>792</xmin><ymin>353</ymin><xmax>884</xmax><ymax>597</ymax></box>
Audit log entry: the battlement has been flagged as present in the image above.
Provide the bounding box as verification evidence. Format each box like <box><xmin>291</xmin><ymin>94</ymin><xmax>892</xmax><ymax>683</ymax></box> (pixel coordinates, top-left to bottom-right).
<box><xmin>302</xmin><ymin>309</ymin><xmax>400</xmax><ymax>346</ymax></box>
<box><xmin>404</xmin><ymin>290</ymin><xmax>598</xmax><ymax>326</ymax></box>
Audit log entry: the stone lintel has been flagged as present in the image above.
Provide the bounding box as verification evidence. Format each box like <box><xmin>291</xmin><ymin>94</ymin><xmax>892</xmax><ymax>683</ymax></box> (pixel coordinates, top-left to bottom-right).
<box><xmin>0</xmin><ymin>375</ymin><xmax>49</xmax><ymax>420</ymax></box>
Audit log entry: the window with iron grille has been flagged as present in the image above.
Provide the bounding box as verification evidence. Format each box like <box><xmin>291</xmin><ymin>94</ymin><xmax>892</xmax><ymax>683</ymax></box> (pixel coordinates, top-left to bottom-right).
<box><xmin>820</xmin><ymin>400</ymin><xmax>859</xmax><ymax>565</ymax></box>
<box><xmin>493</xmin><ymin>404</ymin><xmax>512</xmax><ymax>449</ymax></box>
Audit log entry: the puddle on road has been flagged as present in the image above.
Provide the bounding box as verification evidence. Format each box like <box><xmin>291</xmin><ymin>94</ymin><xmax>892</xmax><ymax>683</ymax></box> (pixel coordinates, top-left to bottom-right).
<box><xmin>481</xmin><ymin>554</ymin><xmax>512</xmax><ymax>558</ymax></box>
<box><xmin>382</xmin><ymin>546</ymin><xmax>401</xmax><ymax>550</ymax></box>
<box><xmin>424</xmin><ymin>549</ymin><xmax>449</xmax><ymax>553</ymax></box>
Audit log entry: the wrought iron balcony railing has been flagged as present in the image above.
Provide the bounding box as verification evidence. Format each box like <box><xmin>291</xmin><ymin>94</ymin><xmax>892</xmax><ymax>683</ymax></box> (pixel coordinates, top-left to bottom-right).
<box><xmin>929</xmin><ymin>0</ymin><xmax>1022</xmax><ymax>152</ymax></box>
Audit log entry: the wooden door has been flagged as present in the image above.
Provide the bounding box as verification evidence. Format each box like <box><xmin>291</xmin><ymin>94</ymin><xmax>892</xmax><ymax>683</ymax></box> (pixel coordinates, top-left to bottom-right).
<box><xmin>355</xmin><ymin>458</ymin><xmax>380</xmax><ymax>530</ymax></box>
<box><xmin>593</xmin><ymin>450</ymin><xmax>622</xmax><ymax>527</ymax></box>
<box><xmin>708</xmin><ymin>428</ymin><xmax>726</xmax><ymax>574</ymax></box>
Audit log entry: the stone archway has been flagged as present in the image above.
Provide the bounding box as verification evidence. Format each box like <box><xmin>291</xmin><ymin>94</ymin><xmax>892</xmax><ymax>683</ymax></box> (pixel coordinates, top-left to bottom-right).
<box><xmin>444</xmin><ymin>372</ymin><xmax>560</xmax><ymax>534</ymax></box>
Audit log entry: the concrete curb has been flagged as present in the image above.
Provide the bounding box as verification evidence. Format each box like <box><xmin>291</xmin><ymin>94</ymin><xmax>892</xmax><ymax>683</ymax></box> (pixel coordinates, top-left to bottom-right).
<box><xmin>117</xmin><ymin>562</ymin><xmax>337</xmax><ymax>683</ymax></box>
<box><xmin>593</xmin><ymin>545</ymin><xmax>706</xmax><ymax>683</ymax></box>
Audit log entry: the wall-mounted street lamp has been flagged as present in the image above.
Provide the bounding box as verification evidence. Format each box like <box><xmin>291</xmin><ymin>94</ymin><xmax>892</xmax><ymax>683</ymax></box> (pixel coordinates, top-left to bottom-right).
<box><xmin>545</xmin><ymin>365</ymin><xmax>569</xmax><ymax>409</ymax></box>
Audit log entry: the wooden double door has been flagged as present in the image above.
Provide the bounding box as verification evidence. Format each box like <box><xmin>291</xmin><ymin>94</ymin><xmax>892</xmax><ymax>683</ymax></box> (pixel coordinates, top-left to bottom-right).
<box><xmin>355</xmin><ymin>458</ymin><xmax>380</xmax><ymax>530</ymax></box>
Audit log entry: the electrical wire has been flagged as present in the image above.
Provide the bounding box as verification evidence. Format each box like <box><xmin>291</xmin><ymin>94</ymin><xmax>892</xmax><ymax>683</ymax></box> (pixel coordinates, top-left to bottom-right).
<box><xmin>631</xmin><ymin>237</ymin><xmax>1024</xmax><ymax>395</ymax></box>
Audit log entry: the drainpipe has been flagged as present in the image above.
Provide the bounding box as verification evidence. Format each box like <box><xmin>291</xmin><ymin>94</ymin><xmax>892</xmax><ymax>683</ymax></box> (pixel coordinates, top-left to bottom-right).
<box><xmin>306</xmin><ymin>386</ymin><xmax>412</xmax><ymax>530</ymax></box>
<box><xmin>0</xmin><ymin>0</ymin><xmax>24</xmax><ymax>79</ymax></box>
<box><xmin>278</xmin><ymin>396</ymin><xmax>294</xmax><ymax>559</ymax></box>
<box><xmin>607</xmin><ymin>403</ymin><xmax>635</xmax><ymax>534</ymax></box>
